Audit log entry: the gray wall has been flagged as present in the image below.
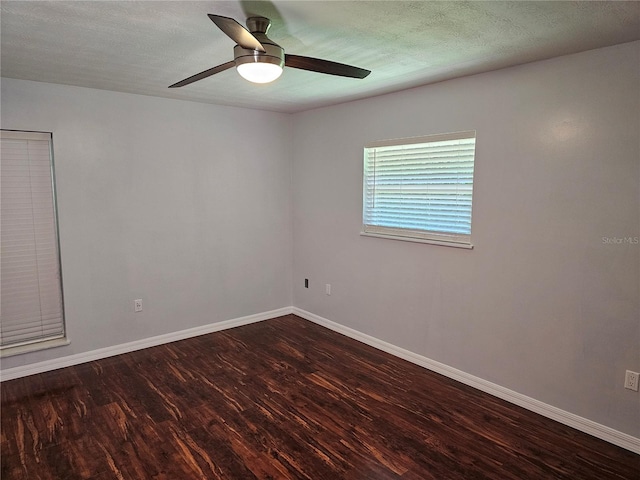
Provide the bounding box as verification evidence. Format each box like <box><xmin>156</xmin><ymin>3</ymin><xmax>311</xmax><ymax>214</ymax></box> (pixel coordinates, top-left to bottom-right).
<box><xmin>0</xmin><ymin>79</ymin><xmax>293</xmax><ymax>369</ymax></box>
<box><xmin>291</xmin><ymin>41</ymin><xmax>640</xmax><ymax>436</ymax></box>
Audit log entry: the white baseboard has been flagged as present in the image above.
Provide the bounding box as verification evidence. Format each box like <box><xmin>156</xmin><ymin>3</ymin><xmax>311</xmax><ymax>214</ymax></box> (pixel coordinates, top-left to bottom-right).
<box><xmin>292</xmin><ymin>307</ymin><xmax>640</xmax><ymax>454</ymax></box>
<box><xmin>2</xmin><ymin>305</ymin><xmax>638</xmax><ymax>454</ymax></box>
<box><xmin>0</xmin><ymin>307</ymin><xmax>293</xmax><ymax>382</ymax></box>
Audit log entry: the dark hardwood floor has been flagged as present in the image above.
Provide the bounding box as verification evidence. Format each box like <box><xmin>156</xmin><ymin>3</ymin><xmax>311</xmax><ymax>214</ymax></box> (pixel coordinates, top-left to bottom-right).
<box><xmin>1</xmin><ymin>314</ymin><xmax>638</xmax><ymax>479</ymax></box>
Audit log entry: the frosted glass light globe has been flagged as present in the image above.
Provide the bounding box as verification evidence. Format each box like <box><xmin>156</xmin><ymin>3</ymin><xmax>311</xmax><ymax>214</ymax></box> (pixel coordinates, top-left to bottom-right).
<box><xmin>236</xmin><ymin>63</ymin><xmax>283</xmax><ymax>84</ymax></box>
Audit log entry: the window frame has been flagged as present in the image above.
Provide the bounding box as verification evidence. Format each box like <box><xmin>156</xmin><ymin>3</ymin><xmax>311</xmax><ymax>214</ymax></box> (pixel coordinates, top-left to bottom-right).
<box><xmin>361</xmin><ymin>130</ymin><xmax>476</xmax><ymax>249</ymax></box>
<box><xmin>1</xmin><ymin>130</ymin><xmax>68</xmax><ymax>357</ymax></box>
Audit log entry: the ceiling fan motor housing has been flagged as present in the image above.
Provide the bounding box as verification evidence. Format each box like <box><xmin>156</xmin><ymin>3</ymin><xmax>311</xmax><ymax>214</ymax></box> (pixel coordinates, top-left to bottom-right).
<box><xmin>233</xmin><ymin>17</ymin><xmax>284</xmax><ymax>69</ymax></box>
<box><xmin>233</xmin><ymin>43</ymin><xmax>284</xmax><ymax>69</ymax></box>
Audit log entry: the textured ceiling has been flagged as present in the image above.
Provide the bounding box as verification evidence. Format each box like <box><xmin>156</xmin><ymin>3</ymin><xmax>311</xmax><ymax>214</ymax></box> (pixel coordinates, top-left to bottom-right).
<box><xmin>1</xmin><ymin>1</ymin><xmax>639</xmax><ymax>113</ymax></box>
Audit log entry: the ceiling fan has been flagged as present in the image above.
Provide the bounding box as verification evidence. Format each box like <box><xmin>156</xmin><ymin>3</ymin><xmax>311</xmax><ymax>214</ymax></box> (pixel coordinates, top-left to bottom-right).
<box><xmin>169</xmin><ymin>14</ymin><xmax>371</xmax><ymax>87</ymax></box>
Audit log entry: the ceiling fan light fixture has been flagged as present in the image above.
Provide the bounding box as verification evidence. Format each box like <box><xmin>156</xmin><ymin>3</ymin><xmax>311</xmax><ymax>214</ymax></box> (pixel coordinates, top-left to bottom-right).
<box><xmin>234</xmin><ymin>42</ymin><xmax>285</xmax><ymax>84</ymax></box>
<box><xmin>236</xmin><ymin>62</ymin><xmax>283</xmax><ymax>84</ymax></box>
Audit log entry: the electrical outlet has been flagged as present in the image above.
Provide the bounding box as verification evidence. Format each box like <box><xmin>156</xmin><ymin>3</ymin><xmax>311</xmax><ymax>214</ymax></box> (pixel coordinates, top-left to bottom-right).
<box><xmin>624</xmin><ymin>370</ymin><xmax>639</xmax><ymax>391</ymax></box>
<box><xmin>134</xmin><ymin>299</ymin><xmax>143</xmax><ymax>312</ymax></box>
<box><xmin>325</xmin><ymin>284</ymin><xmax>331</xmax><ymax>295</ymax></box>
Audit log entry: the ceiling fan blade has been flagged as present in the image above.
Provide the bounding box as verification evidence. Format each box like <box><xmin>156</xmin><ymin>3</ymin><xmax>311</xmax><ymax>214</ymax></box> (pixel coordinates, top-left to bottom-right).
<box><xmin>285</xmin><ymin>54</ymin><xmax>370</xmax><ymax>79</ymax></box>
<box><xmin>169</xmin><ymin>61</ymin><xmax>236</xmax><ymax>88</ymax></box>
<box><xmin>208</xmin><ymin>14</ymin><xmax>265</xmax><ymax>52</ymax></box>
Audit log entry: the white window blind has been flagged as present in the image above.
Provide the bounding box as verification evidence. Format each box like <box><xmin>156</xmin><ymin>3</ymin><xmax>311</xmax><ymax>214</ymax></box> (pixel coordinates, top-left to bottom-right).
<box><xmin>1</xmin><ymin>130</ymin><xmax>65</xmax><ymax>350</ymax></box>
<box><xmin>362</xmin><ymin>131</ymin><xmax>476</xmax><ymax>248</ymax></box>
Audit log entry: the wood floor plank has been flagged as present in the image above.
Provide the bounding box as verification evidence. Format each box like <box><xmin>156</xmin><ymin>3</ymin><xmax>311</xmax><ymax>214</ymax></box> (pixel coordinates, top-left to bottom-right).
<box><xmin>1</xmin><ymin>314</ymin><xmax>638</xmax><ymax>479</ymax></box>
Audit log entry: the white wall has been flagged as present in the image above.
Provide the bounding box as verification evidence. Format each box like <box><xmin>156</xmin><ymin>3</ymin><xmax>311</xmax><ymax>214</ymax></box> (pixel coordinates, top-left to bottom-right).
<box><xmin>0</xmin><ymin>79</ymin><xmax>293</xmax><ymax>369</ymax></box>
<box><xmin>291</xmin><ymin>41</ymin><xmax>640</xmax><ymax>437</ymax></box>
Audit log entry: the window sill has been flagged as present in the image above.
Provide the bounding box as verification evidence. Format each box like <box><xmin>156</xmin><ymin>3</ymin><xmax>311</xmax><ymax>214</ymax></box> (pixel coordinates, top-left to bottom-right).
<box><xmin>0</xmin><ymin>337</ymin><xmax>70</xmax><ymax>358</ymax></box>
<box><xmin>360</xmin><ymin>231</ymin><xmax>474</xmax><ymax>249</ymax></box>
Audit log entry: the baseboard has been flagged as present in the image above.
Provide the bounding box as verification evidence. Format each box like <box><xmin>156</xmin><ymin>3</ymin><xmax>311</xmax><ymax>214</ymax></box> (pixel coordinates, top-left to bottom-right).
<box><xmin>292</xmin><ymin>307</ymin><xmax>640</xmax><ymax>454</ymax></box>
<box><xmin>0</xmin><ymin>306</ymin><xmax>293</xmax><ymax>382</ymax></box>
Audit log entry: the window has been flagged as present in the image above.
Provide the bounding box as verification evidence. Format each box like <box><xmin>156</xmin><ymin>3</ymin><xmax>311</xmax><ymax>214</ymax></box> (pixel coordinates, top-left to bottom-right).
<box><xmin>362</xmin><ymin>130</ymin><xmax>476</xmax><ymax>248</ymax></box>
<box><xmin>1</xmin><ymin>130</ymin><xmax>67</xmax><ymax>356</ymax></box>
